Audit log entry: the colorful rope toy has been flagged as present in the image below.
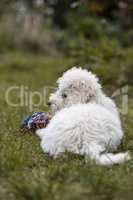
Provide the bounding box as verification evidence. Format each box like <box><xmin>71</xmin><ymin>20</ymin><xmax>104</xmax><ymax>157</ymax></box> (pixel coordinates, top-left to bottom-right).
<box><xmin>20</xmin><ymin>112</ymin><xmax>52</xmax><ymax>133</ymax></box>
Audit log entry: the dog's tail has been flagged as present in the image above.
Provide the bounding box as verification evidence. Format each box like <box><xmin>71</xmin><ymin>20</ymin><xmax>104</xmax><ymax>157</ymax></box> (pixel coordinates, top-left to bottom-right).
<box><xmin>86</xmin><ymin>143</ymin><xmax>131</xmax><ymax>166</ymax></box>
<box><xmin>95</xmin><ymin>152</ymin><xmax>131</xmax><ymax>166</ymax></box>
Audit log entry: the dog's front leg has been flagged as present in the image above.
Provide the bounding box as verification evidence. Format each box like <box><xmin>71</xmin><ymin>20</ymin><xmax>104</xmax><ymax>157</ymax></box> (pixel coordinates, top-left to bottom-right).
<box><xmin>36</xmin><ymin>128</ymin><xmax>46</xmax><ymax>140</ymax></box>
<box><xmin>40</xmin><ymin>133</ymin><xmax>65</xmax><ymax>157</ymax></box>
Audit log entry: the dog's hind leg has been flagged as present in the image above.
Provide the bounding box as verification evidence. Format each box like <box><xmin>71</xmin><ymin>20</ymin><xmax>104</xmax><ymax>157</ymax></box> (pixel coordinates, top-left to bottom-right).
<box><xmin>84</xmin><ymin>143</ymin><xmax>131</xmax><ymax>166</ymax></box>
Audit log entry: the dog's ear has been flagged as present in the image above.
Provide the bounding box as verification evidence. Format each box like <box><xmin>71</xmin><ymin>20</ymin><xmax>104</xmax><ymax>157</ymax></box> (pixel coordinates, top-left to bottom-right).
<box><xmin>82</xmin><ymin>78</ymin><xmax>100</xmax><ymax>102</ymax></box>
<box><xmin>83</xmin><ymin>71</ymin><xmax>101</xmax><ymax>102</ymax></box>
<box><xmin>81</xmin><ymin>83</ymin><xmax>97</xmax><ymax>103</ymax></box>
<box><xmin>70</xmin><ymin>79</ymin><xmax>97</xmax><ymax>102</ymax></box>
<box><xmin>85</xmin><ymin>86</ymin><xmax>97</xmax><ymax>103</ymax></box>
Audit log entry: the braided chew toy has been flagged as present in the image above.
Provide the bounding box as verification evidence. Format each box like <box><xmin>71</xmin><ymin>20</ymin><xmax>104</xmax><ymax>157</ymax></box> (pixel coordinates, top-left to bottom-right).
<box><xmin>20</xmin><ymin>112</ymin><xmax>52</xmax><ymax>133</ymax></box>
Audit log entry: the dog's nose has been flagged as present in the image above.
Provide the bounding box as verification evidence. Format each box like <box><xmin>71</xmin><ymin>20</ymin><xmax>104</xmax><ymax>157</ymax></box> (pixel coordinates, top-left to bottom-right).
<box><xmin>47</xmin><ymin>101</ymin><xmax>52</xmax><ymax>107</ymax></box>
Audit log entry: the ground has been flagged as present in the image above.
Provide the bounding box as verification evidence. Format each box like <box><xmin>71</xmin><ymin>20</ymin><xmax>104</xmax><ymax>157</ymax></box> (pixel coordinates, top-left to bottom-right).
<box><xmin>0</xmin><ymin>51</ymin><xmax>133</xmax><ymax>200</ymax></box>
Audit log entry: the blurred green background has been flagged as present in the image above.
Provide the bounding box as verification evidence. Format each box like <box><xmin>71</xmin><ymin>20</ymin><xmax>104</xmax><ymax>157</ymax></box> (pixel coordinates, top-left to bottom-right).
<box><xmin>0</xmin><ymin>0</ymin><xmax>133</xmax><ymax>86</ymax></box>
<box><xmin>0</xmin><ymin>1</ymin><xmax>133</xmax><ymax>200</ymax></box>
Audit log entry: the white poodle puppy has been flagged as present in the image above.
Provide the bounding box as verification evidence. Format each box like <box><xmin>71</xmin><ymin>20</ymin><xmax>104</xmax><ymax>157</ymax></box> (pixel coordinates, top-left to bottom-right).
<box><xmin>36</xmin><ymin>67</ymin><xmax>130</xmax><ymax>165</ymax></box>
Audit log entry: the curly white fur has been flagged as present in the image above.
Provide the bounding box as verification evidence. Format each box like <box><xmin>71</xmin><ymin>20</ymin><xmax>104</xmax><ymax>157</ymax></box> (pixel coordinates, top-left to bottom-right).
<box><xmin>36</xmin><ymin>67</ymin><xmax>130</xmax><ymax>165</ymax></box>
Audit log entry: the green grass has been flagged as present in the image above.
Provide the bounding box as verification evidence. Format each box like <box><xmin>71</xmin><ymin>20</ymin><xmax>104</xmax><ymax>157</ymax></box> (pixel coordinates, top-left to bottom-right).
<box><xmin>0</xmin><ymin>51</ymin><xmax>133</xmax><ymax>200</ymax></box>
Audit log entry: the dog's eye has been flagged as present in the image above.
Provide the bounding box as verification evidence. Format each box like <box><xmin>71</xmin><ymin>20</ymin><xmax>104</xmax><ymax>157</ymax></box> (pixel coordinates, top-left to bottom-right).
<box><xmin>62</xmin><ymin>93</ymin><xmax>67</xmax><ymax>98</ymax></box>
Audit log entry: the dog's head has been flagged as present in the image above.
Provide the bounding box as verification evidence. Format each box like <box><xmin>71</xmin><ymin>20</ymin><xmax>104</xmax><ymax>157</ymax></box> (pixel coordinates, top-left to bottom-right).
<box><xmin>48</xmin><ymin>67</ymin><xmax>101</xmax><ymax>114</ymax></box>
